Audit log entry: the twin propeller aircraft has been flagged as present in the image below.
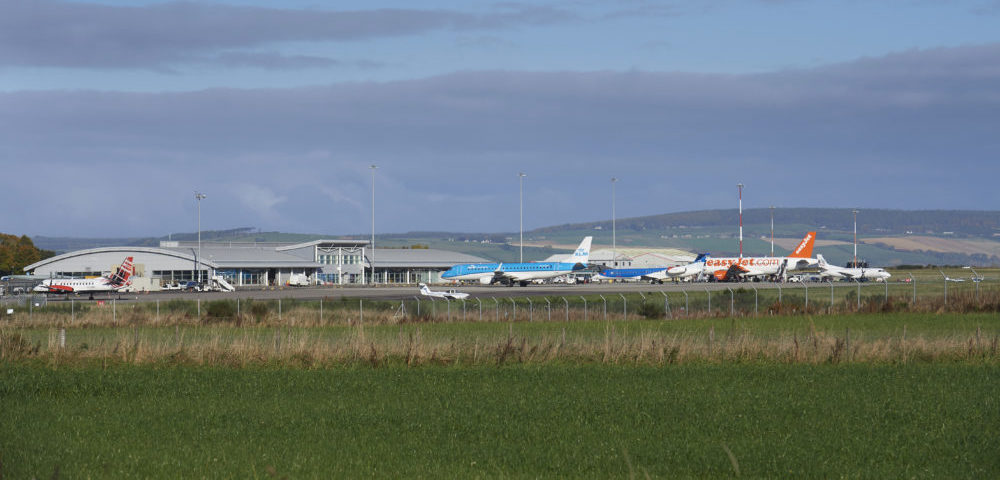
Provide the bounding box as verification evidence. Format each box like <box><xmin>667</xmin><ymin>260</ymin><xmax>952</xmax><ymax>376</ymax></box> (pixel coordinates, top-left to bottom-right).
<box><xmin>33</xmin><ymin>257</ymin><xmax>135</xmax><ymax>295</ymax></box>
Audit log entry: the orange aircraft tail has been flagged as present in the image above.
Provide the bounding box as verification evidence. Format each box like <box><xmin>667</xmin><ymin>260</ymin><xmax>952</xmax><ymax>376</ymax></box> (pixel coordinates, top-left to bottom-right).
<box><xmin>789</xmin><ymin>232</ymin><xmax>816</xmax><ymax>258</ymax></box>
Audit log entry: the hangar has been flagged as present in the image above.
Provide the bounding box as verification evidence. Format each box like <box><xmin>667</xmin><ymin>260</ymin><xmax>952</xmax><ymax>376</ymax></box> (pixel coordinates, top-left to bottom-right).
<box><xmin>23</xmin><ymin>239</ymin><xmax>489</xmax><ymax>288</ymax></box>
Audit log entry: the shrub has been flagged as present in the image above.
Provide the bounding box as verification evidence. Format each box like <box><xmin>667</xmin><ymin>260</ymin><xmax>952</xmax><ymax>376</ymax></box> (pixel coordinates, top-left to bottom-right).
<box><xmin>205</xmin><ymin>300</ymin><xmax>236</xmax><ymax>322</ymax></box>
<box><xmin>636</xmin><ymin>301</ymin><xmax>665</xmax><ymax>319</ymax></box>
<box><xmin>249</xmin><ymin>301</ymin><xmax>270</xmax><ymax>321</ymax></box>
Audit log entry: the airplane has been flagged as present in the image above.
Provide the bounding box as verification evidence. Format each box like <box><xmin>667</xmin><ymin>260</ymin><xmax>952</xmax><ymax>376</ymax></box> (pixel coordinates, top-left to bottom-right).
<box><xmin>940</xmin><ymin>269</ymin><xmax>965</xmax><ymax>283</ymax></box>
<box><xmin>817</xmin><ymin>254</ymin><xmax>891</xmax><ymax>282</ymax></box>
<box><xmin>596</xmin><ymin>253</ymin><xmax>711</xmax><ymax>283</ymax></box>
<box><xmin>593</xmin><ymin>266</ymin><xmax>669</xmax><ymax>284</ymax></box>
<box><xmin>662</xmin><ymin>253</ymin><xmax>710</xmax><ymax>281</ymax></box>
<box><xmin>441</xmin><ymin>236</ymin><xmax>592</xmax><ymax>287</ymax></box>
<box><xmin>962</xmin><ymin>266</ymin><xmax>985</xmax><ymax>282</ymax></box>
<box><xmin>33</xmin><ymin>257</ymin><xmax>135</xmax><ymax>295</ymax></box>
<box><xmin>419</xmin><ymin>283</ymin><xmax>469</xmax><ymax>300</ymax></box>
<box><xmin>703</xmin><ymin>232</ymin><xmax>818</xmax><ymax>281</ymax></box>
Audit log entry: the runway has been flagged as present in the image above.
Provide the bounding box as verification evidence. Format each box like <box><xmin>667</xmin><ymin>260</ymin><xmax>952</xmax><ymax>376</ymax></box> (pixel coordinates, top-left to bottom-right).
<box><xmin>51</xmin><ymin>281</ymin><xmax>823</xmax><ymax>304</ymax></box>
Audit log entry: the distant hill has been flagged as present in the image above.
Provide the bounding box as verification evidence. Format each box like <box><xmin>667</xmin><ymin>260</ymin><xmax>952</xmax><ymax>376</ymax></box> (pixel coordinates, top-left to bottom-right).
<box><xmin>535</xmin><ymin>208</ymin><xmax>1000</xmax><ymax>237</ymax></box>
<box><xmin>31</xmin><ymin>209</ymin><xmax>1000</xmax><ymax>266</ymax></box>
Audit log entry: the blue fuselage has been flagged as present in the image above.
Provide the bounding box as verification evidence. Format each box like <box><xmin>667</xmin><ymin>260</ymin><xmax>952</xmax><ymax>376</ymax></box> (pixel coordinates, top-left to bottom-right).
<box><xmin>597</xmin><ymin>267</ymin><xmax>667</xmax><ymax>279</ymax></box>
<box><xmin>442</xmin><ymin>262</ymin><xmax>583</xmax><ymax>282</ymax></box>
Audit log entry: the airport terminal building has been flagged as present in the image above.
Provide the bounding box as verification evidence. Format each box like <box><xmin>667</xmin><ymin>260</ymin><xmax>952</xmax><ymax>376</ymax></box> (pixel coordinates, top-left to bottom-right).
<box><xmin>24</xmin><ymin>240</ymin><xmax>489</xmax><ymax>288</ymax></box>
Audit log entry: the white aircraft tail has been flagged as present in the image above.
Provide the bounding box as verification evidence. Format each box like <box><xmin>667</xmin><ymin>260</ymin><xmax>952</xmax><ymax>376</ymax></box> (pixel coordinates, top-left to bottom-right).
<box><xmin>569</xmin><ymin>236</ymin><xmax>593</xmax><ymax>265</ymax></box>
<box><xmin>816</xmin><ymin>254</ymin><xmax>828</xmax><ymax>267</ymax></box>
<box><xmin>419</xmin><ymin>283</ymin><xmax>431</xmax><ymax>294</ymax></box>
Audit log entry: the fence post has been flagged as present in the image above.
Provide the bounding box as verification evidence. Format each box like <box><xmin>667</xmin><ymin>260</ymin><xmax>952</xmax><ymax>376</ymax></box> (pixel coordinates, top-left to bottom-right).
<box><xmin>71</xmin><ymin>297</ymin><xmax>74</xmax><ymax>322</ymax></box>
<box><xmin>619</xmin><ymin>293</ymin><xmax>626</xmax><ymax>321</ymax></box>
<box><xmin>727</xmin><ymin>287</ymin><xmax>734</xmax><ymax>316</ymax></box>
<box><xmin>599</xmin><ymin>295</ymin><xmax>607</xmax><ymax>321</ymax></box>
<box><xmin>827</xmin><ymin>280</ymin><xmax>834</xmax><ymax>313</ymax></box>
<box><xmin>510</xmin><ymin>298</ymin><xmax>516</xmax><ymax>321</ymax></box>
<box><xmin>884</xmin><ymin>280</ymin><xmax>888</xmax><ymax>306</ymax></box>
<box><xmin>563</xmin><ymin>297</ymin><xmax>569</xmax><ymax>322</ymax></box>
<box><xmin>908</xmin><ymin>274</ymin><xmax>915</xmax><ymax>306</ymax></box>
<box><xmin>359</xmin><ymin>298</ymin><xmax>363</xmax><ymax>323</ymax></box>
<box><xmin>580</xmin><ymin>296</ymin><xmax>588</xmax><ymax>321</ymax></box>
<box><xmin>319</xmin><ymin>298</ymin><xmax>322</xmax><ymax>323</ymax></box>
<box><xmin>477</xmin><ymin>298</ymin><xmax>482</xmax><ymax>321</ymax></box>
<box><xmin>414</xmin><ymin>296</ymin><xmax>420</xmax><ymax>316</ymax></box>
<box><xmin>492</xmin><ymin>297</ymin><xmax>499</xmax><ymax>322</ymax></box>
<box><xmin>776</xmin><ymin>284</ymin><xmax>782</xmax><ymax>305</ymax></box>
<box><xmin>804</xmin><ymin>282</ymin><xmax>809</xmax><ymax>310</ymax></box>
<box><xmin>751</xmin><ymin>286</ymin><xmax>758</xmax><ymax>316</ymax></box>
<box><xmin>856</xmin><ymin>279</ymin><xmax>861</xmax><ymax>310</ymax></box>
<box><xmin>446</xmin><ymin>299</ymin><xmax>451</xmax><ymax>322</ymax></box>
<box><xmin>157</xmin><ymin>299</ymin><xmax>160</xmax><ymax>322</ymax></box>
<box><xmin>683</xmin><ymin>290</ymin><xmax>689</xmax><ymax>315</ymax></box>
<box><xmin>113</xmin><ymin>298</ymin><xmax>117</xmax><ymax>325</ymax></box>
<box><xmin>943</xmin><ymin>276</ymin><xmax>948</xmax><ymax>308</ymax></box>
<box><xmin>526</xmin><ymin>297</ymin><xmax>532</xmax><ymax>322</ymax></box>
<box><xmin>546</xmin><ymin>297</ymin><xmax>551</xmax><ymax>322</ymax></box>
<box><xmin>659</xmin><ymin>291</ymin><xmax>670</xmax><ymax>319</ymax></box>
<box><xmin>461</xmin><ymin>298</ymin><xmax>466</xmax><ymax>322</ymax></box>
<box><xmin>278</xmin><ymin>298</ymin><xmax>282</xmax><ymax>321</ymax></box>
<box><xmin>705</xmin><ymin>288</ymin><xmax>711</xmax><ymax>314</ymax></box>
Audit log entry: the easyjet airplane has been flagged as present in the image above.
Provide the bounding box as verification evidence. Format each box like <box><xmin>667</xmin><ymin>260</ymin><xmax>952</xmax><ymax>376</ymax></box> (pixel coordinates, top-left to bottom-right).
<box><xmin>703</xmin><ymin>232</ymin><xmax>817</xmax><ymax>281</ymax></box>
<box><xmin>33</xmin><ymin>257</ymin><xmax>135</xmax><ymax>294</ymax></box>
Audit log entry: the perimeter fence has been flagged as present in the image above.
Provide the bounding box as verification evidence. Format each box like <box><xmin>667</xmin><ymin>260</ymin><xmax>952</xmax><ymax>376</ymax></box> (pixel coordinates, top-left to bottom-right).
<box><xmin>3</xmin><ymin>278</ymin><xmax>999</xmax><ymax>328</ymax></box>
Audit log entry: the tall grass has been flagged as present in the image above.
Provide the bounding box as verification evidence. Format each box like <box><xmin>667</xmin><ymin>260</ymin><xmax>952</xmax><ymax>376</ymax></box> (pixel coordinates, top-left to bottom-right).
<box><xmin>4</xmin><ymin>318</ymin><xmax>997</xmax><ymax>367</ymax></box>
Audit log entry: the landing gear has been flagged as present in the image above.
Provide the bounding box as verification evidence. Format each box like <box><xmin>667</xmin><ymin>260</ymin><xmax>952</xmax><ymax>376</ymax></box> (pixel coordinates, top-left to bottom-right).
<box><xmin>519</xmin><ymin>281</ymin><xmax>529</xmax><ymax>287</ymax></box>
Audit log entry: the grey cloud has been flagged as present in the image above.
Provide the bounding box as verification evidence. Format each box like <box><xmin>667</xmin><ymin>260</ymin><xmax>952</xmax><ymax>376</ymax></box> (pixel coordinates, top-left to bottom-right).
<box><xmin>1</xmin><ymin>44</ymin><xmax>999</xmax><ymax>236</ymax></box>
<box><xmin>0</xmin><ymin>0</ymin><xmax>573</xmax><ymax>69</ymax></box>
<box><xmin>205</xmin><ymin>52</ymin><xmax>383</xmax><ymax>70</ymax></box>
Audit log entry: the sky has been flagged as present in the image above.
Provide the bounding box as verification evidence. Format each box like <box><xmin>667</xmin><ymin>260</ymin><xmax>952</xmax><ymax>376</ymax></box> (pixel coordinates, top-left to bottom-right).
<box><xmin>2</xmin><ymin>0</ymin><xmax>1000</xmax><ymax>238</ymax></box>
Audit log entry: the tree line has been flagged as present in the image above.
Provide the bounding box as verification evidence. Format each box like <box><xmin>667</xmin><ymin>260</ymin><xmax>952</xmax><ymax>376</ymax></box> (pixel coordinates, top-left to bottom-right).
<box><xmin>0</xmin><ymin>234</ymin><xmax>55</xmax><ymax>275</ymax></box>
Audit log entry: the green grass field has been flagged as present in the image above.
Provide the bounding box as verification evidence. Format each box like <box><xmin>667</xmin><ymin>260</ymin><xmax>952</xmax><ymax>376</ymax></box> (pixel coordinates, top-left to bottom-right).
<box><xmin>2</xmin><ymin>363</ymin><xmax>998</xmax><ymax>478</ymax></box>
<box><xmin>4</xmin><ymin>311</ymin><xmax>998</xmax><ymax>477</ymax></box>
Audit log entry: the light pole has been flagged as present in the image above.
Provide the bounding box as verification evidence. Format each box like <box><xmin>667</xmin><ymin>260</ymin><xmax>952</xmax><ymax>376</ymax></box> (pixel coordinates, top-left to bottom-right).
<box><xmin>769</xmin><ymin>205</ymin><xmax>775</xmax><ymax>257</ymax></box>
<box><xmin>370</xmin><ymin>165</ymin><xmax>377</xmax><ymax>285</ymax></box>
<box><xmin>852</xmin><ymin>209</ymin><xmax>859</xmax><ymax>268</ymax></box>
<box><xmin>195</xmin><ymin>192</ymin><xmax>206</xmax><ymax>284</ymax></box>
<box><xmin>611</xmin><ymin>177</ymin><xmax>618</xmax><ymax>266</ymax></box>
<box><xmin>738</xmin><ymin>183</ymin><xmax>744</xmax><ymax>258</ymax></box>
<box><xmin>518</xmin><ymin>172</ymin><xmax>526</xmax><ymax>263</ymax></box>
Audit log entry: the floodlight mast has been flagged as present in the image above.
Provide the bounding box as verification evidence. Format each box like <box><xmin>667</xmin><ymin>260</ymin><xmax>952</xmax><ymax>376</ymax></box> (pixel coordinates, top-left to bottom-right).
<box><xmin>769</xmin><ymin>205</ymin><xmax>774</xmax><ymax>257</ymax></box>
<box><xmin>195</xmin><ymin>191</ymin><xmax>206</xmax><ymax>284</ymax></box>
<box><xmin>611</xmin><ymin>177</ymin><xmax>618</xmax><ymax>266</ymax></box>
<box><xmin>853</xmin><ymin>209</ymin><xmax>859</xmax><ymax>268</ymax></box>
<box><xmin>370</xmin><ymin>165</ymin><xmax>377</xmax><ymax>285</ymax></box>
<box><xmin>738</xmin><ymin>183</ymin><xmax>744</xmax><ymax>258</ymax></box>
<box><xmin>518</xmin><ymin>172</ymin><xmax>527</xmax><ymax>263</ymax></box>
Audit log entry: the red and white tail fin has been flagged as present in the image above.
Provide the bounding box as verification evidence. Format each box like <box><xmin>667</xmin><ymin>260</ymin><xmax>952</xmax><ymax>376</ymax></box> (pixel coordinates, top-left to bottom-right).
<box><xmin>789</xmin><ymin>232</ymin><xmax>816</xmax><ymax>258</ymax></box>
<box><xmin>108</xmin><ymin>256</ymin><xmax>135</xmax><ymax>287</ymax></box>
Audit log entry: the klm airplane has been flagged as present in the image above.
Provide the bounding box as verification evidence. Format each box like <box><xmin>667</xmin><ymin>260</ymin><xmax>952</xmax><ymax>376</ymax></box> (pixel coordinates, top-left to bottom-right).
<box><xmin>441</xmin><ymin>236</ymin><xmax>592</xmax><ymax>286</ymax></box>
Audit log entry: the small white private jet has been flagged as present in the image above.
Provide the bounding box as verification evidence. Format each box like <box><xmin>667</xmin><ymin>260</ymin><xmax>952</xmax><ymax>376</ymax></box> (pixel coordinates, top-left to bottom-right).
<box><xmin>940</xmin><ymin>269</ymin><xmax>966</xmax><ymax>282</ymax></box>
<box><xmin>419</xmin><ymin>283</ymin><xmax>470</xmax><ymax>300</ymax></box>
